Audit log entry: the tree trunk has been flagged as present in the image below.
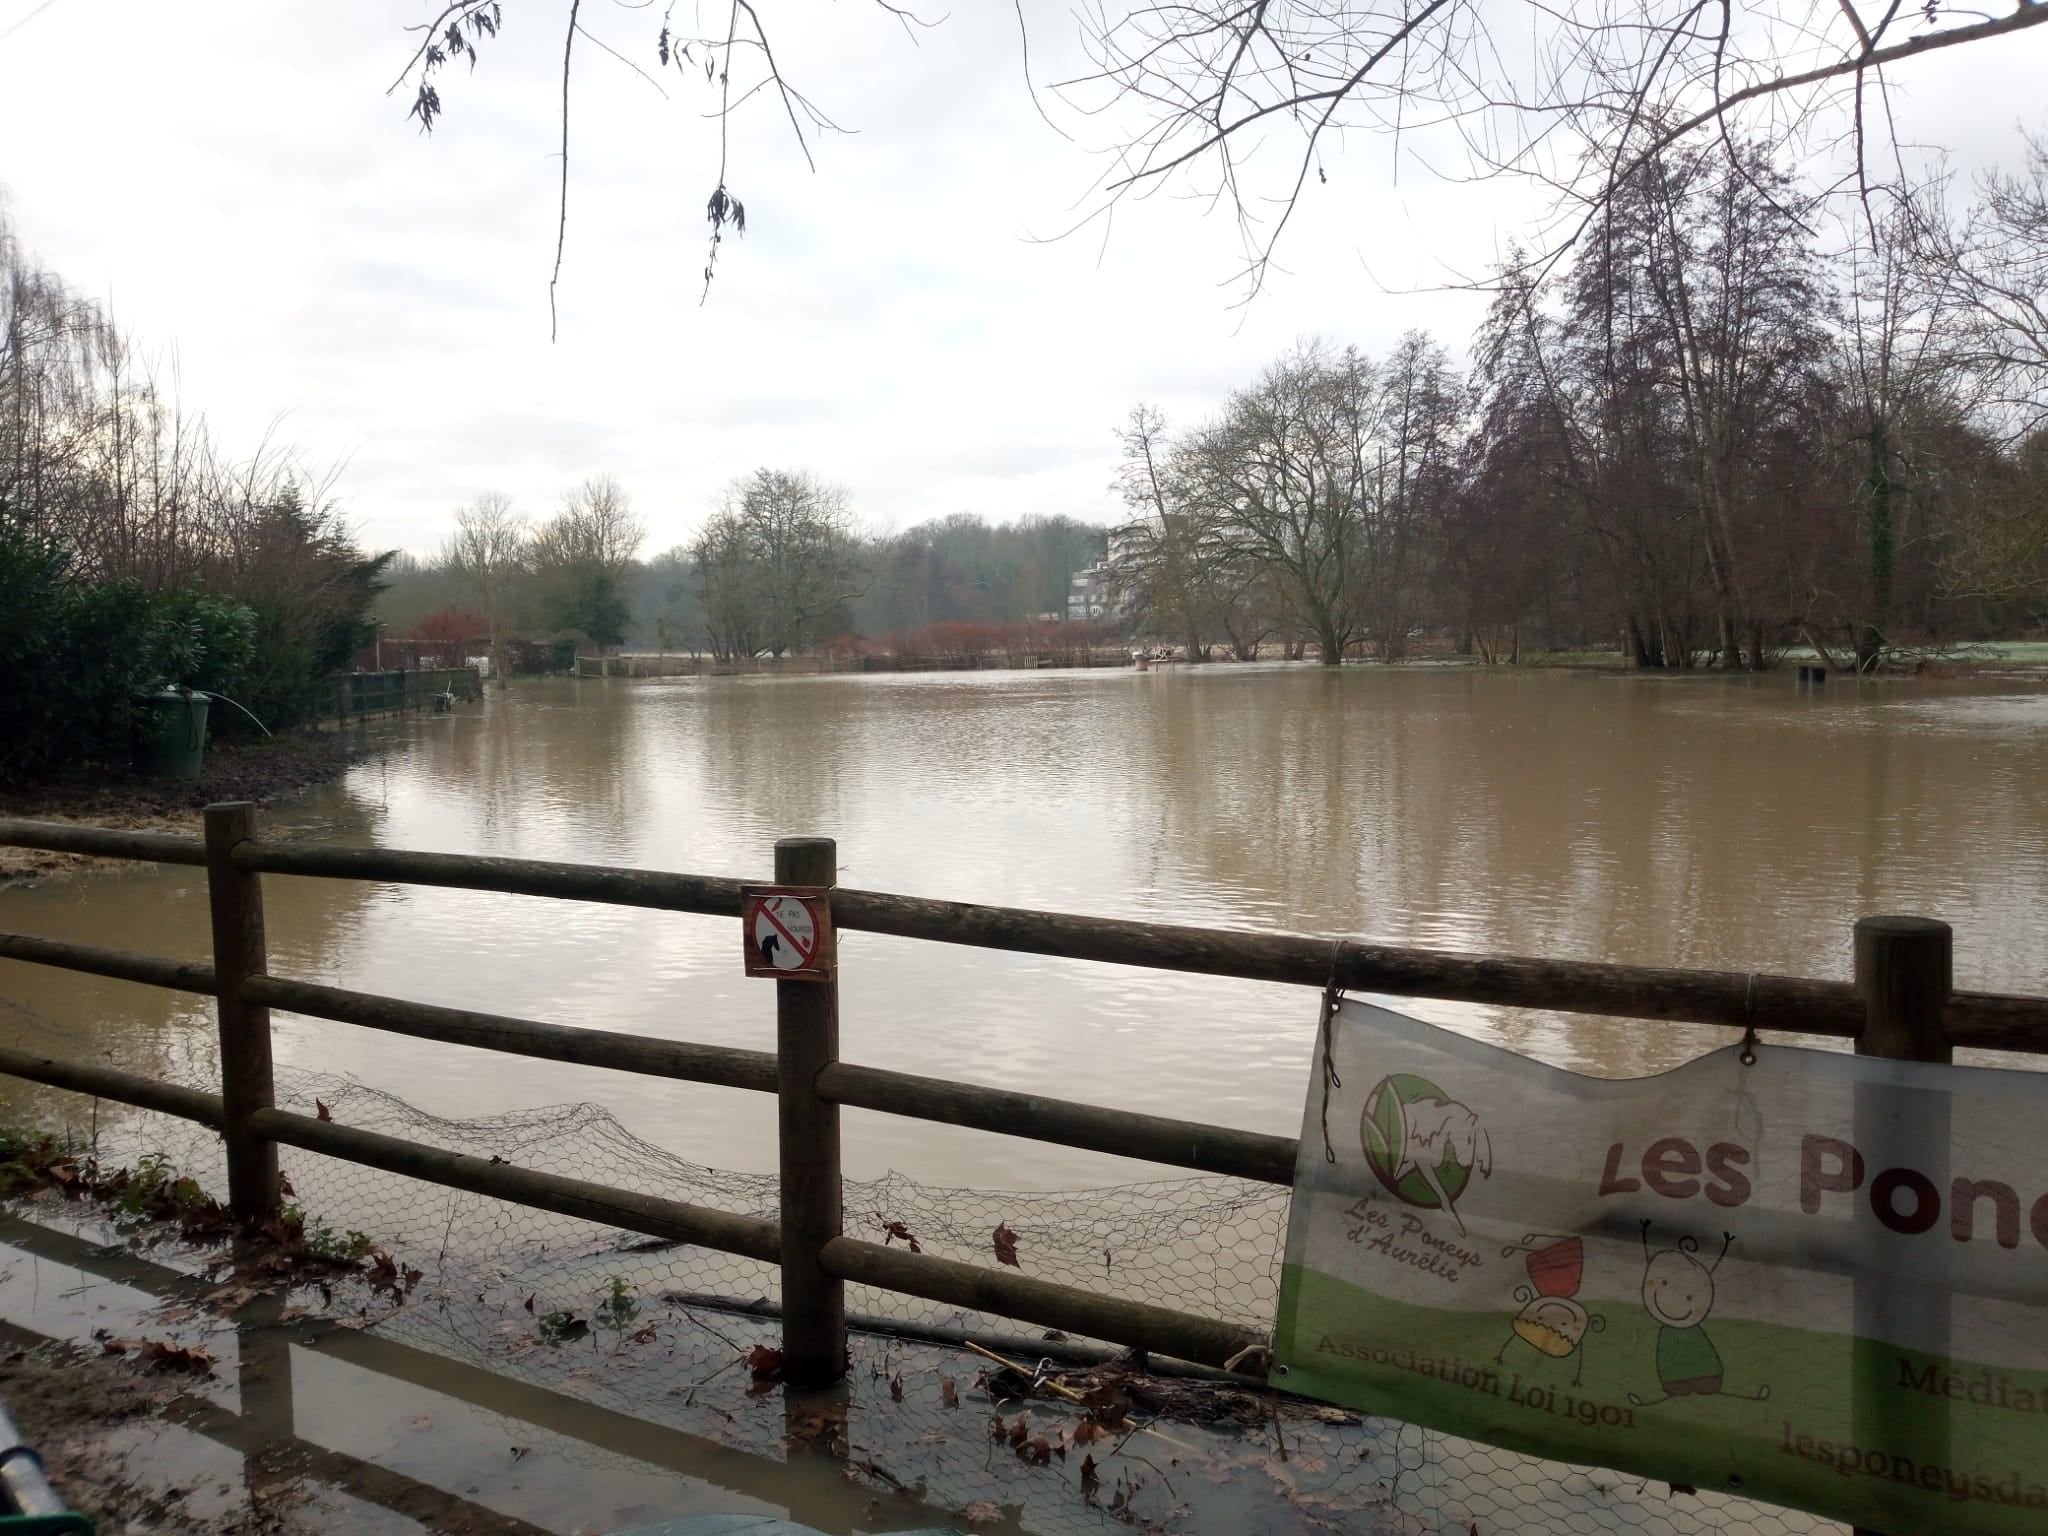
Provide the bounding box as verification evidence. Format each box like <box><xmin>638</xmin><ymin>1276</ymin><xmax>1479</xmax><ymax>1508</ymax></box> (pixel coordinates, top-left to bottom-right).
<box><xmin>1316</xmin><ymin>622</ymin><xmax>1344</xmax><ymax>666</ymax></box>
<box><xmin>1858</xmin><ymin>423</ymin><xmax>1893</xmax><ymax>674</ymax></box>
<box><xmin>1624</xmin><ymin>616</ymin><xmax>1651</xmax><ymax>669</ymax></box>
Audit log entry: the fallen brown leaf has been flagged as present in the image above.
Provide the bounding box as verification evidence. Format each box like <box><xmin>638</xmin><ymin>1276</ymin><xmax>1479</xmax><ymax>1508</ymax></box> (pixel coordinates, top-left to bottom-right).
<box><xmin>960</xmin><ymin>1502</ymin><xmax>1002</xmax><ymax>1528</ymax></box>
<box><xmin>1080</xmin><ymin>1382</ymin><xmax>1132</xmax><ymax>1428</ymax></box>
<box><xmin>876</xmin><ymin>1213</ymin><xmax>923</xmax><ymax>1253</ymax></box>
<box><xmin>992</xmin><ymin>1222</ymin><xmax>1020</xmax><ymax>1268</ymax></box>
<box><xmin>138</xmin><ymin>1339</ymin><xmax>212</xmax><ymax>1375</ymax></box>
<box><xmin>315</xmin><ymin>1099</ymin><xmax>332</xmax><ymax>1122</ymax></box>
<box><xmin>889</xmin><ymin>1372</ymin><xmax>904</xmax><ymax>1403</ymax></box>
<box><xmin>746</xmin><ymin>1344</ymin><xmax>784</xmax><ymax>1381</ymax></box>
<box><xmin>1081</xmin><ymin>1453</ymin><xmax>1100</xmax><ymax>1503</ymax></box>
<box><xmin>940</xmin><ymin>1375</ymin><xmax>958</xmax><ymax>1409</ymax></box>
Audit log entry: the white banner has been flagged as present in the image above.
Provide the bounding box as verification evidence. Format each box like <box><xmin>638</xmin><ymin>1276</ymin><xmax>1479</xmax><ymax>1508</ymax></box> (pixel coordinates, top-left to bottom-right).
<box><xmin>1274</xmin><ymin>999</ymin><xmax>2048</xmax><ymax>1534</ymax></box>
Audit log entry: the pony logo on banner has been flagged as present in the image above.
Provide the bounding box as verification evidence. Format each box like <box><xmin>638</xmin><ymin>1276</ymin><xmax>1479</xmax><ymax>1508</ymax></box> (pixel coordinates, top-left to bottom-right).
<box><xmin>1273</xmin><ymin>999</ymin><xmax>2048</xmax><ymax>1535</ymax></box>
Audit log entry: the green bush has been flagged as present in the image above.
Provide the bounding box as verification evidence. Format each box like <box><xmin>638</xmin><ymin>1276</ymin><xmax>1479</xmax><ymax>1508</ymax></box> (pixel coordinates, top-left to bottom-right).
<box><xmin>0</xmin><ymin>518</ymin><xmax>260</xmax><ymax>784</ymax></box>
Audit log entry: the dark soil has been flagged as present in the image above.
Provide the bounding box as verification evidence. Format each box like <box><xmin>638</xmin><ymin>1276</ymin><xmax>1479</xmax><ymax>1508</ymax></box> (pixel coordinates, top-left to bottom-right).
<box><xmin>0</xmin><ymin>735</ymin><xmax>371</xmax><ymax>884</ymax></box>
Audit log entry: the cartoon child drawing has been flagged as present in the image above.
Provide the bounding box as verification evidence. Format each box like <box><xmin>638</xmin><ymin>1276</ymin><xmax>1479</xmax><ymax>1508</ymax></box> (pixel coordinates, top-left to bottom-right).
<box><xmin>1496</xmin><ymin>1233</ymin><xmax>1605</xmax><ymax>1386</ymax></box>
<box><xmin>1627</xmin><ymin>1218</ymin><xmax>1771</xmax><ymax>1408</ymax></box>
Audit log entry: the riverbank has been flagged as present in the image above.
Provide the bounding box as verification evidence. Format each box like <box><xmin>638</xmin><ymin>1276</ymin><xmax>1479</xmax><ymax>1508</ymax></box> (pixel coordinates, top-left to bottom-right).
<box><xmin>0</xmin><ymin>735</ymin><xmax>371</xmax><ymax>885</ymax></box>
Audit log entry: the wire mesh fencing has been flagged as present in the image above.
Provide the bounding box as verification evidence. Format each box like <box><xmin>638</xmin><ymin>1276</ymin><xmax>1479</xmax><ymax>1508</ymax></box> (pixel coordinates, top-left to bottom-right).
<box><xmin>0</xmin><ymin>986</ymin><xmax>1840</xmax><ymax>1536</ymax></box>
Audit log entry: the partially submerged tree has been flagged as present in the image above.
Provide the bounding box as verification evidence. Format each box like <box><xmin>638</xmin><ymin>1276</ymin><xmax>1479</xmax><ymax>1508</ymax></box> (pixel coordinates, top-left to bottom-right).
<box><xmin>691</xmin><ymin>469</ymin><xmax>865</xmax><ymax>658</ymax></box>
<box><xmin>530</xmin><ymin>473</ymin><xmax>644</xmax><ymax>651</ymax></box>
<box><xmin>441</xmin><ymin>491</ymin><xmax>528</xmax><ymax>683</ymax></box>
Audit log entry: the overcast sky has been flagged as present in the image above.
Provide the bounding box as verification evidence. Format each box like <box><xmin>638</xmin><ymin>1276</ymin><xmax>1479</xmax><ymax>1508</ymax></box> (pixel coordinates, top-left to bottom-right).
<box><xmin>1</xmin><ymin>2</ymin><xmax>2041</xmax><ymax>556</ymax></box>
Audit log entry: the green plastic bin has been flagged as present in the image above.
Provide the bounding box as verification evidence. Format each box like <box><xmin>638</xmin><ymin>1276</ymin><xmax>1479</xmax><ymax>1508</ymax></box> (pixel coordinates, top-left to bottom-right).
<box><xmin>132</xmin><ymin>688</ymin><xmax>210</xmax><ymax>780</ymax></box>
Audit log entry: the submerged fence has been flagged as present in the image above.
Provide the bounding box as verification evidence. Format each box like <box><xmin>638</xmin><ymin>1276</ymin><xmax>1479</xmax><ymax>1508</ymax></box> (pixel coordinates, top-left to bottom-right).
<box><xmin>333</xmin><ymin>666</ymin><xmax>481</xmax><ymax>724</ymax></box>
<box><xmin>2</xmin><ymin>807</ymin><xmax>2047</xmax><ymax>1530</ymax></box>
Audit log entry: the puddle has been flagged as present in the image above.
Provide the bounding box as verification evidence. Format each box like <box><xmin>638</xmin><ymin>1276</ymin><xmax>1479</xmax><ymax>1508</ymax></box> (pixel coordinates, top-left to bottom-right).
<box><xmin>1</xmin><ymin>1198</ymin><xmax>1839</xmax><ymax>1536</ymax></box>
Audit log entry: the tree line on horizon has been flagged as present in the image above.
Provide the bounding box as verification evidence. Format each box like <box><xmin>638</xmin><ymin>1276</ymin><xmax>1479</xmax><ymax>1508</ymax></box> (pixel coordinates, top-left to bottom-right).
<box><xmin>378</xmin><ymin>477</ymin><xmax>1115</xmax><ymax>671</ymax></box>
<box><xmin>388</xmin><ymin>139</ymin><xmax>2048</xmax><ymax>675</ymax></box>
<box><xmin>1114</xmin><ymin>140</ymin><xmax>2048</xmax><ymax>670</ymax></box>
<box><xmin>9</xmin><ymin>126</ymin><xmax>2047</xmax><ymax>738</ymax></box>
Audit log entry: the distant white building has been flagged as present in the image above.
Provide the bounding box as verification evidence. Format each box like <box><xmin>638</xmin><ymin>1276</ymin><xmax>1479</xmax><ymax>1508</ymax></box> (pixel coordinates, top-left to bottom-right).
<box><xmin>1066</xmin><ymin>563</ymin><xmax>1112</xmax><ymax>622</ymax></box>
<box><xmin>1065</xmin><ymin>533</ymin><xmax>1134</xmax><ymax>623</ymax></box>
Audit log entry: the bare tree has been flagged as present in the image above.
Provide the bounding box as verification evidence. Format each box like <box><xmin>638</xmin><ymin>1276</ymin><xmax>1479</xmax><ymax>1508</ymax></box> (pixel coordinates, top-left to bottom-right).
<box><xmin>1113</xmin><ymin>406</ymin><xmax>1250</xmax><ymax>659</ymax></box>
<box><xmin>692</xmin><ymin>468</ymin><xmax>865</xmax><ymax>658</ymax></box>
<box><xmin>442</xmin><ymin>491</ymin><xmax>529</xmax><ymax>683</ymax></box>
<box><xmin>1178</xmin><ymin>341</ymin><xmax>1383</xmax><ymax>666</ymax></box>
<box><xmin>530</xmin><ymin>473</ymin><xmax>644</xmax><ymax>650</ymax></box>
<box><xmin>1362</xmin><ymin>332</ymin><xmax>1461</xmax><ymax>659</ymax></box>
<box><xmin>1927</xmin><ymin>134</ymin><xmax>2048</xmax><ymax>441</ymax></box>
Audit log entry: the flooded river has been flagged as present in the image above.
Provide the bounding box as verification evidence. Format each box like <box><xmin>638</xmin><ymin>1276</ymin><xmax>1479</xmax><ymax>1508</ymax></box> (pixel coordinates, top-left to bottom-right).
<box><xmin>4</xmin><ymin>666</ymin><xmax>2047</xmax><ymax>1189</ymax></box>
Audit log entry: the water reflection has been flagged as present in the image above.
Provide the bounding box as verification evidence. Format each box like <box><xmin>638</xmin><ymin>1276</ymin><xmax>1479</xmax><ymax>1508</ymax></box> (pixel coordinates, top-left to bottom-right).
<box><xmin>3</xmin><ymin>669</ymin><xmax>2045</xmax><ymax>1187</ymax></box>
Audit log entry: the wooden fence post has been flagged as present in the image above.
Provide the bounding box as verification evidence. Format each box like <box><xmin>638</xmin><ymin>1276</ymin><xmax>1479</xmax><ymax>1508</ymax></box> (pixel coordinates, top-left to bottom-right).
<box><xmin>1850</xmin><ymin>915</ymin><xmax>1952</xmax><ymax>1536</ymax></box>
<box><xmin>775</xmin><ymin>835</ymin><xmax>846</xmax><ymax>1388</ymax></box>
<box><xmin>205</xmin><ymin>802</ymin><xmax>280</xmax><ymax>1222</ymax></box>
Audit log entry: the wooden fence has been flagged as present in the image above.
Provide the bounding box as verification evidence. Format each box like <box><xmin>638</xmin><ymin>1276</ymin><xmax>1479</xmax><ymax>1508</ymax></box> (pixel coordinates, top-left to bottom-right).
<box><xmin>2</xmin><ymin>807</ymin><xmax>2046</xmax><ymax>1526</ymax></box>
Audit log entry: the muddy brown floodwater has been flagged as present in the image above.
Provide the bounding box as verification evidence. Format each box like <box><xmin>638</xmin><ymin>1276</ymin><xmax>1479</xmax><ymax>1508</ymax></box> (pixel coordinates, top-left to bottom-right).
<box><xmin>4</xmin><ymin>666</ymin><xmax>2047</xmax><ymax>1189</ymax></box>
<box><xmin>5</xmin><ymin>665</ymin><xmax>2046</xmax><ymax>1536</ymax></box>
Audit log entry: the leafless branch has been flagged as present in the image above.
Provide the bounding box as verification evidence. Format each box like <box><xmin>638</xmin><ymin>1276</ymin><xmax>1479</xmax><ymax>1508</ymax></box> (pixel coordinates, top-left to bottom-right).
<box><xmin>551</xmin><ymin>0</ymin><xmax>583</xmax><ymax>344</ymax></box>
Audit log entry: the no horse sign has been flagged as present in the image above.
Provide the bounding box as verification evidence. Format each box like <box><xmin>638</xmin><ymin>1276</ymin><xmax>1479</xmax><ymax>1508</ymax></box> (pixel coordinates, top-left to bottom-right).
<box><xmin>741</xmin><ymin>885</ymin><xmax>835</xmax><ymax>980</ymax></box>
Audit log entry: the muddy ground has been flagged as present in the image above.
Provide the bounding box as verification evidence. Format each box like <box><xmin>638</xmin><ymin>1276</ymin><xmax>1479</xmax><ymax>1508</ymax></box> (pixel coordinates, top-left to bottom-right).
<box><xmin>0</xmin><ymin>1336</ymin><xmax>325</xmax><ymax>1536</ymax></box>
<box><xmin>0</xmin><ymin>735</ymin><xmax>370</xmax><ymax>884</ymax></box>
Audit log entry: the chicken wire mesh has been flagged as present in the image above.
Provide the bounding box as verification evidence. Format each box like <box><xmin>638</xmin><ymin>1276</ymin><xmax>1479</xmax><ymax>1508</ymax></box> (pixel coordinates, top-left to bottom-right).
<box><xmin>0</xmin><ymin>987</ymin><xmax>1840</xmax><ymax>1536</ymax></box>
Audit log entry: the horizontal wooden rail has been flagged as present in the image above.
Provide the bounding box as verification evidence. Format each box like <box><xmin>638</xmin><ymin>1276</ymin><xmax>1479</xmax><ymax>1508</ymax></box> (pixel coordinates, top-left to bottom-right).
<box><xmin>0</xmin><ymin>931</ymin><xmax>219</xmax><ymax>995</ymax></box>
<box><xmin>230</xmin><ymin>841</ymin><xmax>743</xmax><ymax>917</ymax></box>
<box><xmin>1947</xmin><ymin>991</ymin><xmax>2048</xmax><ymax>1051</ymax></box>
<box><xmin>820</xmin><ymin>1235</ymin><xmax>1262</xmax><ymax>1369</ymax></box>
<box><xmin>5</xmin><ymin>813</ymin><xmax>2028</xmax><ymax>1047</ymax></box>
<box><xmin>817</xmin><ymin>1062</ymin><xmax>1298</xmax><ymax>1184</ymax></box>
<box><xmin>0</xmin><ymin>819</ymin><xmax>207</xmax><ymax>867</ymax></box>
<box><xmin>0</xmin><ymin>1046</ymin><xmax>226</xmax><ymax>1128</ymax></box>
<box><xmin>246</xmin><ymin>1107</ymin><xmax>781</xmax><ymax>1264</ymax></box>
<box><xmin>243</xmin><ymin>975</ymin><xmax>778</xmax><ymax>1092</ymax></box>
<box><xmin>832</xmin><ymin>887</ymin><xmax>1872</xmax><ymax>1036</ymax></box>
